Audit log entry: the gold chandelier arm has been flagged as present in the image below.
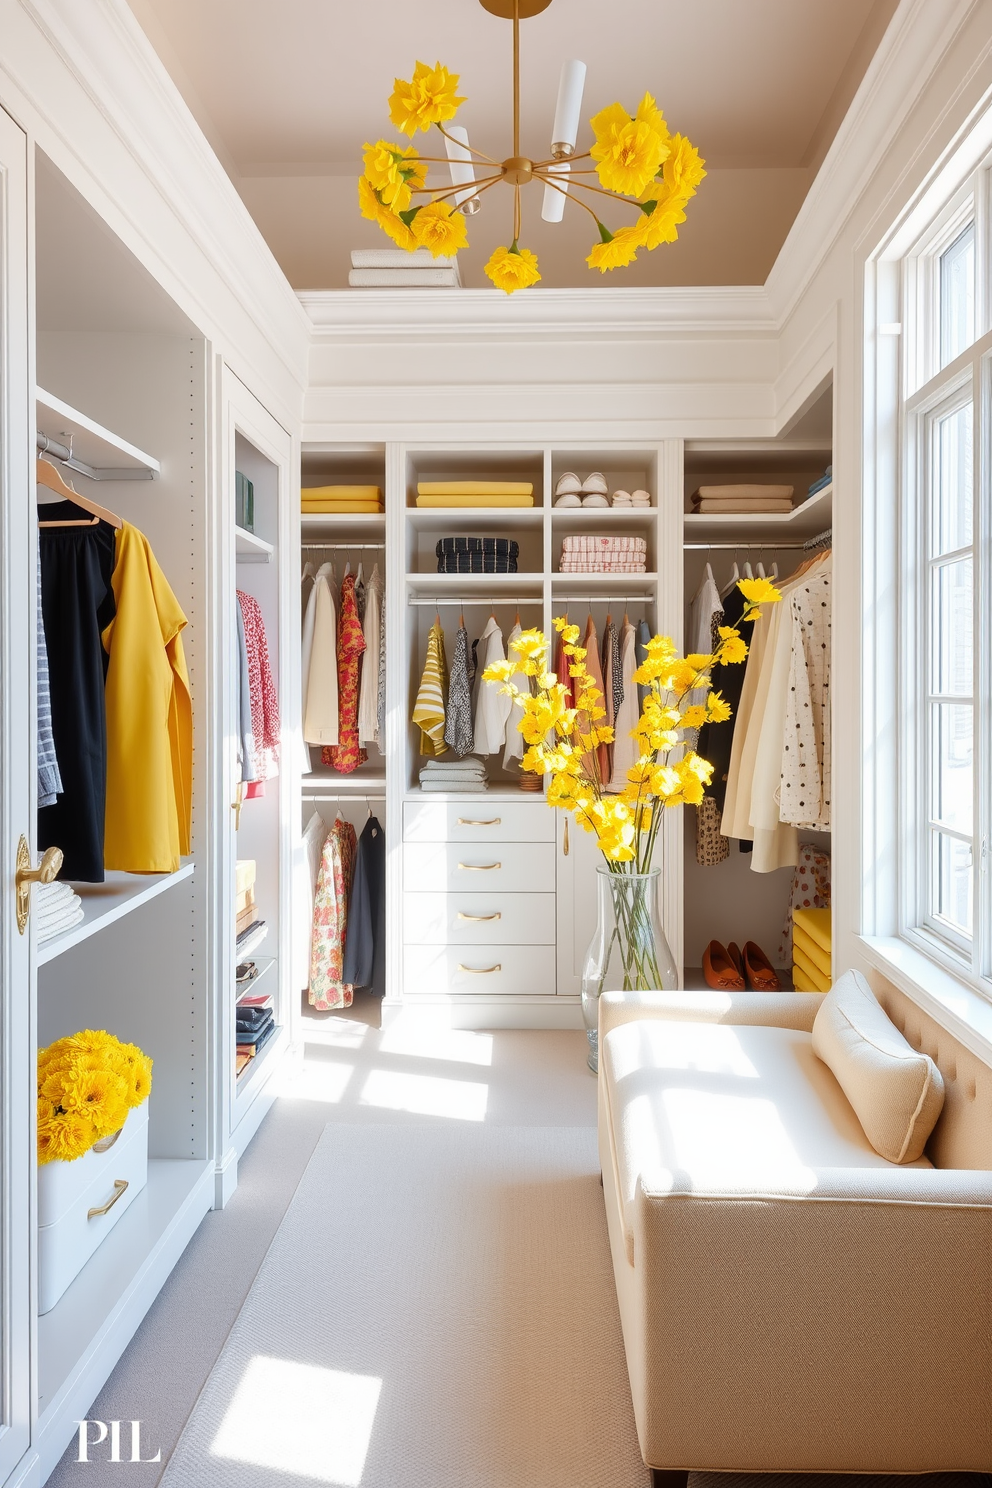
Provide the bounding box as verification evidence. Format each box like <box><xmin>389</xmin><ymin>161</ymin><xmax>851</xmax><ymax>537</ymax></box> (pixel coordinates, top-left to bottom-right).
<box><xmin>532</xmin><ymin>150</ymin><xmax>593</xmax><ymax>171</ymax></box>
<box><xmin>434</xmin><ymin>123</ymin><xmax>501</xmax><ymax>168</ymax></box>
<box><xmin>409</xmin><ymin>174</ymin><xmax>504</xmax><ymax>204</ymax></box>
<box><xmin>533</xmin><ymin>168</ymin><xmax>604</xmax><ymax>229</ymax></box>
<box><xmin>535</xmin><ymin>170</ymin><xmax>645</xmax><ymax>209</ymax></box>
<box><xmin>514</xmin><ymin>183</ymin><xmax>521</xmax><ymax>242</ymax></box>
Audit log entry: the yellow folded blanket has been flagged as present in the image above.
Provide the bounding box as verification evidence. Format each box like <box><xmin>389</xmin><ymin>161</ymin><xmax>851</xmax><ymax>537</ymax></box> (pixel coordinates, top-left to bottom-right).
<box><xmin>415</xmin><ymin>493</ymin><xmax>535</xmax><ymax>508</ymax></box>
<box><xmin>792</xmin><ymin>944</ymin><xmax>830</xmax><ymax>993</ymax></box>
<box><xmin>302</xmin><ymin>485</ymin><xmax>382</xmax><ymax>501</ymax></box>
<box><xmin>792</xmin><ymin>965</ymin><xmax>825</xmax><ymax>995</ymax></box>
<box><xmin>417</xmin><ymin>480</ymin><xmax>533</xmax><ymax>496</ymax></box>
<box><xmin>793</xmin><ymin>925</ymin><xmax>831</xmax><ymax>978</ymax></box>
<box><xmin>792</xmin><ymin>906</ymin><xmax>831</xmax><ymax>955</ymax></box>
<box><xmin>302</xmin><ymin>502</ymin><xmax>384</xmax><ymax>514</ymax></box>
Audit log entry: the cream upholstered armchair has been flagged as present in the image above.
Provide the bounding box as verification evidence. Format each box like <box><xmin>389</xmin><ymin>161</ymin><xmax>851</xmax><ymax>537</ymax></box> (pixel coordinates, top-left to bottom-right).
<box><xmin>596</xmin><ymin>980</ymin><xmax>992</xmax><ymax>1483</ymax></box>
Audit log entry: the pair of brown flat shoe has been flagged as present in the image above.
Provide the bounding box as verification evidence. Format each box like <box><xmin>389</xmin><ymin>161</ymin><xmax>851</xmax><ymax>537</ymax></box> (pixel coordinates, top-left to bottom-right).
<box><xmin>702</xmin><ymin>939</ymin><xmax>781</xmax><ymax>991</ymax></box>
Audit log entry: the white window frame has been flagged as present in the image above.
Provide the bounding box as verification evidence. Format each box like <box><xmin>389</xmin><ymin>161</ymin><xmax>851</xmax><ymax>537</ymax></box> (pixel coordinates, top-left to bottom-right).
<box><xmin>896</xmin><ymin>163</ymin><xmax>992</xmax><ymax>994</ymax></box>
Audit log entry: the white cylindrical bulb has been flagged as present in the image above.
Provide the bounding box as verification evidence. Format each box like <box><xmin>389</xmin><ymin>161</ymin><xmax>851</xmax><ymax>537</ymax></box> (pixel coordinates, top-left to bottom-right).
<box><xmin>541</xmin><ymin>161</ymin><xmax>570</xmax><ymax>222</ymax></box>
<box><xmin>444</xmin><ymin>125</ymin><xmax>477</xmax><ymax>208</ymax></box>
<box><xmin>551</xmin><ymin>60</ymin><xmax>586</xmax><ymax>156</ymax></box>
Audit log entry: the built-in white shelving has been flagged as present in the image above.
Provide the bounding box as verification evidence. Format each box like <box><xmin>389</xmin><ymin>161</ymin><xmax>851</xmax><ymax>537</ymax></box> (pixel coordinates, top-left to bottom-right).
<box><xmin>235</xmin><ymin>524</ymin><xmax>274</xmax><ymax>563</ymax></box>
<box><xmin>552</xmin><ymin>572</ymin><xmax>659</xmax><ymax>594</ymax></box>
<box><xmin>36</xmin><ymin>387</ymin><xmax>160</xmax><ymax>481</ymax></box>
<box><xmin>304</xmin><ymin>771</ymin><xmax>387</xmax><ymax>794</ymax></box>
<box><xmin>683</xmin><ymin>484</ymin><xmax>832</xmax><ymax>542</ymax></box>
<box><xmin>235</xmin><ymin>1024</ymin><xmax>288</xmax><ymax>1104</ymax></box>
<box><xmin>302</xmin><ymin>512</ymin><xmax>386</xmax><ymax>532</ymax></box>
<box><xmin>37</xmin><ymin>861</ymin><xmax>195</xmax><ymax>966</ymax></box>
<box><xmin>406</xmin><ymin>571</ymin><xmax>543</xmax><ymax>595</ymax></box>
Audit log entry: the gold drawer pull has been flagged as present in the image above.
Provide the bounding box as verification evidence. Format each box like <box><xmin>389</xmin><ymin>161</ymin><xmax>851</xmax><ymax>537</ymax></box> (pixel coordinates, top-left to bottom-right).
<box><xmin>457</xmin><ymin>963</ymin><xmax>501</xmax><ymax>974</ymax></box>
<box><xmin>457</xmin><ymin>817</ymin><xmax>501</xmax><ymax>826</ymax></box>
<box><xmin>457</xmin><ymin>862</ymin><xmax>501</xmax><ymax>871</ymax></box>
<box><xmin>457</xmin><ymin>911</ymin><xmax>502</xmax><ymax>922</ymax></box>
<box><xmin>88</xmin><ymin>1179</ymin><xmax>128</xmax><ymax>1219</ymax></box>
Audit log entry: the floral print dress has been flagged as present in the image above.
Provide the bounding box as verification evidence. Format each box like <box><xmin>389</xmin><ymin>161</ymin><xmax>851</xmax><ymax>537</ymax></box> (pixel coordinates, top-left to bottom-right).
<box><xmin>323</xmin><ymin>573</ymin><xmax>368</xmax><ymax>774</ymax></box>
<box><xmin>309</xmin><ymin>817</ymin><xmax>358</xmax><ymax>1009</ymax></box>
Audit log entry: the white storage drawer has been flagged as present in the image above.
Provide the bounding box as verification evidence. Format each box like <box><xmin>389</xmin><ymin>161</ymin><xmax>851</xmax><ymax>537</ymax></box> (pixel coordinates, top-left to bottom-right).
<box><xmin>403</xmin><ymin>799</ymin><xmax>555</xmax><ymax>844</ymax></box>
<box><xmin>404</xmin><ymin>841</ymin><xmax>555</xmax><ymax>895</ymax></box>
<box><xmin>38</xmin><ymin>1100</ymin><xmax>149</xmax><ymax>1314</ymax></box>
<box><xmin>403</xmin><ymin>943</ymin><xmax>557</xmax><ymax>997</ymax></box>
<box><xmin>403</xmin><ymin>891</ymin><xmax>555</xmax><ymax>945</ymax></box>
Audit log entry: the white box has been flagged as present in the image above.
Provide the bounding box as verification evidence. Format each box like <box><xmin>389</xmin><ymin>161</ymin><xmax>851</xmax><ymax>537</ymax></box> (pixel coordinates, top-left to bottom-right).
<box><xmin>38</xmin><ymin>1101</ymin><xmax>149</xmax><ymax>1314</ymax></box>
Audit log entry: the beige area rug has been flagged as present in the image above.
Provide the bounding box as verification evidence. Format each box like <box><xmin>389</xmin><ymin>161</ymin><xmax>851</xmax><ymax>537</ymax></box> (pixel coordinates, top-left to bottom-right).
<box><xmin>159</xmin><ymin>1123</ymin><xmax>649</xmax><ymax>1487</ymax></box>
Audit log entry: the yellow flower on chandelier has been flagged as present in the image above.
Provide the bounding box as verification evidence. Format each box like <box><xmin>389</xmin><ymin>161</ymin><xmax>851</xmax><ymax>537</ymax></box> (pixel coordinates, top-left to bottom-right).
<box><xmin>590</xmin><ymin>97</ymin><xmax>669</xmax><ymax>198</ymax></box>
<box><xmin>587</xmin><ymin>222</ymin><xmax>643</xmax><ymax>272</ymax></box>
<box><xmin>357</xmin><ymin>176</ymin><xmax>418</xmax><ymax>251</ymax></box>
<box><xmin>663</xmin><ymin>134</ymin><xmax>706</xmax><ymax>202</ymax></box>
<box><xmin>388</xmin><ymin>61</ymin><xmax>465</xmax><ymax>137</ymax></box>
<box><xmin>362</xmin><ymin>140</ymin><xmax>426</xmax><ymax>214</ymax></box>
<box><xmin>411</xmin><ymin>199</ymin><xmax>468</xmax><ymax>257</ymax></box>
<box><xmin>484</xmin><ymin>244</ymin><xmax>541</xmax><ymax>294</ymax></box>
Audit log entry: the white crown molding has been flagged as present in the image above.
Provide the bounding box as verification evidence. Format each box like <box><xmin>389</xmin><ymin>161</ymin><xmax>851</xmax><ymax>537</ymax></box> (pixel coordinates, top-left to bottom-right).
<box><xmin>7</xmin><ymin>0</ymin><xmax>310</xmax><ymax>416</ymax></box>
<box><xmin>299</xmin><ymin>286</ymin><xmax>778</xmax><ymax>342</ymax></box>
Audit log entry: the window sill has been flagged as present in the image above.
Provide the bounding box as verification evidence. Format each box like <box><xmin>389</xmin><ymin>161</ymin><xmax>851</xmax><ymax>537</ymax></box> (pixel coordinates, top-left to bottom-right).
<box><xmin>859</xmin><ymin>935</ymin><xmax>992</xmax><ymax>1065</ymax></box>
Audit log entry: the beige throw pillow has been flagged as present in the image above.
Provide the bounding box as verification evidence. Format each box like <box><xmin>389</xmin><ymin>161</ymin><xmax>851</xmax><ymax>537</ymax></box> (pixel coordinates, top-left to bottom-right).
<box><xmin>812</xmin><ymin>969</ymin><xmax>944</xmax><ymax>1163</ymax></box>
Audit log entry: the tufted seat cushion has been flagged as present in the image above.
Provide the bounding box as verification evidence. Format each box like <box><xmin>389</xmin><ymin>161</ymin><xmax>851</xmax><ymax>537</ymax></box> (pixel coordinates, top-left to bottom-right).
<box><xmin>601</xmin><ymin>1018</ymin><xmax>930</xmax><ymax>1266</ymax></box>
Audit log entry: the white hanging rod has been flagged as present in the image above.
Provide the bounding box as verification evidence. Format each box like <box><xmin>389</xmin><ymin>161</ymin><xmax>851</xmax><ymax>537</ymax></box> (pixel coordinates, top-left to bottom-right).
<box><xmin>36</xmin><ymin>430</ymin><xmax>158</xmax><ymax>482</ymax></box>
<box><xmin>407</xmin><ymin>596</ymin><xmax>543</xmax><ymax>607</ymax></box>
<box><xmin>684</xmin><ymin>540</ymin><xmax>823</xmax><ymax>551</ymax></box>
<box><xmin>306</xmin><ymin>792</ymin><xmax>386</xmax><ymax>801</ymax></box>
<box><xmin>302</xmin><ymin>542</ymin><xmax>385</xmax><ymax>551</ymax></box>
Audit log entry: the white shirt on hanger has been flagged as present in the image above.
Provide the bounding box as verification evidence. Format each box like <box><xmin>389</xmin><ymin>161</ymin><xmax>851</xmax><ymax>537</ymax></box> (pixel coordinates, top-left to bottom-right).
<box><xmin>473</xmin><ymin>615</ymin><xmax>512</xmax><ymax>755</ymax></box>
<box><xmin>304</xmin><ymin>562</ymin><xmax>339</xmax><ymax>746</ymax></box>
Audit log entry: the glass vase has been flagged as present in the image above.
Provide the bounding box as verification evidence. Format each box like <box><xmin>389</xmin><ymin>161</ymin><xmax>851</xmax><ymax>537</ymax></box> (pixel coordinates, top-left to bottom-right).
<box><xmin>580</xmin><ymin>866</ymin><xmax>678</xmax><ymax>1074</ymax></box>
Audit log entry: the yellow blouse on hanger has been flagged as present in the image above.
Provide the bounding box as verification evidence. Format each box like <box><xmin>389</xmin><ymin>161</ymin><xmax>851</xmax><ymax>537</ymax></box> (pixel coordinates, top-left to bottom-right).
<box><xmin>103</xmin><ymin>522</ymin><xmax>192</xmax><ymax>873</ymax></box>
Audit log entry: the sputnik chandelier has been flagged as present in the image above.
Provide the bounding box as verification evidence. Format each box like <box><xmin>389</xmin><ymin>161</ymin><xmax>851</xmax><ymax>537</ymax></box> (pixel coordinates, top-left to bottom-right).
<box><xmin>358</xmin><ymin>0</ymin><xmax>705</xmax><ymax>292</ymax></box>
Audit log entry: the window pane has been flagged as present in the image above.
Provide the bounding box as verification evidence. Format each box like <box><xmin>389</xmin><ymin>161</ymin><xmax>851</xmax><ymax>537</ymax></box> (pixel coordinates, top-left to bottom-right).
<box><xmin>930</xmin><ymin>830</ymin><xmax>973</xmax><ymax>935</ymax></box>
<box><xmin>939</xmin><ymin>222</ymin><xmax>975</xmax><ymax>367</ymax></box>
<box><xmin>931</xmin><ymin>401</ymin><xmax>973</xmax><ymax>555</ymax></box>
<box><xmin>930</xmin><ymin>702</ymin><xmax>973</xmax><ymax>832</ymax></box>
<box><xmin>930</xmin><ymin>556</ymin><xmax>973</xmax><ymax>695</ymax></box>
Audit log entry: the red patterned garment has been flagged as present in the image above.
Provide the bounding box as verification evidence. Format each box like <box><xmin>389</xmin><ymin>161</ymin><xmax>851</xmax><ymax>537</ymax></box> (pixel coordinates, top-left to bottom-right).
<box><xmin>322</xmin><ymin>572</ymin><xmax>368</xmax><ymax>775</ymax></box>
<box><xmin>309</xmin><ymin>817</ymin><xmax>358</xmax><ymax>1009</ymax></box>
<box><xmin>238</xmin><ymin>590</ymin><xmax>280</xmax><ymax>799</ymax></box>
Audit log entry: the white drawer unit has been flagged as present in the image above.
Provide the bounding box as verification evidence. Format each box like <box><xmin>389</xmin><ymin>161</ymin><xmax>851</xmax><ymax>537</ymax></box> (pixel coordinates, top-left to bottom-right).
<box><xmin>403</xmin><ymin>799</ymin><xmax>555</xmax><ymax>843</ymax></box>
<box><xmin>403</xmin><ymin>891</ymin><xmax>556</xmax><ymax>945</ymax></box>
<box><xmin>403</xmin><ymin>943</ymin><xmax>557</xmax><ymax>997</ymax></box>
<box><xmin>404</xmin><ymin>840</ymin><xmax>556</xmax><ymax>895</ymax></box>
<box><xmin>37</xmin><ymin>1101</ymin><xmax>149</xmax><ymax>1314</ymax></box>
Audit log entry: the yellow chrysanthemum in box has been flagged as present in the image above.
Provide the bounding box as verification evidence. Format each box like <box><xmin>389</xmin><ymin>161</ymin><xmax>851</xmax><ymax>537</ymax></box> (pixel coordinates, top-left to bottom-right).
<box><xmin>37</xmin><ymin>1030</ymin><xmax>153</xmax><ymax>1165</ymax></box>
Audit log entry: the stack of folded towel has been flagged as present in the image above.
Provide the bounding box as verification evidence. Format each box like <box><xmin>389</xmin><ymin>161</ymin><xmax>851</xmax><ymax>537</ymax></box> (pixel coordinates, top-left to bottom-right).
<box><xmin>416</xmin><ymin>481</ymin><xmax>534</xmax><ymax>508</ymax></box>
<box><xmin>419</xmin><ymin>757</ymin><xmax>488</xmax><ymax>793</ymax></box>
<box><xmin>236</xmin><ymin>992</ymin><xmax>275</xmax><ymax>1062</ymax></box>
<box><xmin>436</xmin><ymin>537</ymin><xmax>519</xmax><ymax>573</ymax></box>
<box><xmin>302</xmin><ymin>485</ymin><xmax>384</xmax><ymax>515</ymax></box>
<box><xmin>610</xmin><ymin>489</ymin><xmax>652</xmax><ymax>508</ymax></box>
<box><xmin>691</xmin><ymin>485</ymin><xmax>794</xmax><ymax>515</ymax></box>
<box><xmin>558</xmin><ymin>534</ymin><xmax>647</xmax><ymax>573</ymax></box>
<box><xmin>807</xmin><ymin>465</ymin><xmax>832</xmax><ymax>497</ymax></box>
<box><xmin>36</xmin><ymin>880</ymin><xmax>84</xmax><ymax>945</ymax></box>
<box><xmin>792</xmin><ymin>907</ymin><xmax>831</xmax><ymax>993</ymax></box>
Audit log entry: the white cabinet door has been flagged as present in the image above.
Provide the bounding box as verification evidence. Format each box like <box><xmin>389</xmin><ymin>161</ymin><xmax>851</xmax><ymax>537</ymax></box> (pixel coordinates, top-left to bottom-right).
<box><xmin>0</xmin><ymin>104</ymin><xmax>35</xmax><ymax>1483</ymax></box>
<box><xmin>554</xmin><ymin>810</ymin><xmax>602</xmax><ymax>998</ymax></box>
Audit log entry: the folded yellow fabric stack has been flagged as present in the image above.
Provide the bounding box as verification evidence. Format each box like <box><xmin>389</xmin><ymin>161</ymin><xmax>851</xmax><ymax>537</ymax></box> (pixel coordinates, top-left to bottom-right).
<box><xmin>302</xmin><ymin>485</ymin><xmax>384</xmax><ymax>514</ymax></box>
<box><xmin>792</xmin><ymin>906</ymin><xmax>831</xmax><ymax>993</ymax></box>
<box><xmin>416</xmin><ymin>480</ymin><xmax>534</xmax><ymax>509</ymax></box>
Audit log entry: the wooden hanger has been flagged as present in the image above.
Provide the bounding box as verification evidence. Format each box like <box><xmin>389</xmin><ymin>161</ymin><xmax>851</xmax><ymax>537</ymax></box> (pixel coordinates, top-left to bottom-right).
<box><xmin>37</xmin><ymin>459</ymin><xmax>122</xmax><ymax>529</ymax></box>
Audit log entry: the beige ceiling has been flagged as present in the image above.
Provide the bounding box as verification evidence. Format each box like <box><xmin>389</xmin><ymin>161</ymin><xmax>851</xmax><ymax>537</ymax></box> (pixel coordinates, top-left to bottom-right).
<box><xmin>125</xmin><ymin>0</ymin><xmax>899</xmax><ymax>291</ymax></box>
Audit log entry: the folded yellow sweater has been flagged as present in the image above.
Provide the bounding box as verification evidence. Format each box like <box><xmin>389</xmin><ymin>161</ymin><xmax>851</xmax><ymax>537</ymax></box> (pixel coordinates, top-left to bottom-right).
<box><xmin>302</xmin><ymin>485</ymin><xmax>382</xmax><ymax>501</ymax></box>
<box><xmin>792</xmin><ymin>944</ymin><xmax>830</xmax><ymax>993</ymax></box>
<box><xmin>416</xmin><ymin>493</ymin><xmax>535</xmax><ymax>508</ymax></box>
<box><xmin>417</xmin><ymin>480</ymin><xmax>533</xmax><ymax>497</ymax></box>
<box><xmin>792</xmin><ymin>906</ymin><xmax>831</xmax><ymax>955</ymax></box>
<box><xmin>793</xmin><ymin>924</ymin><xmax>830</xmax><ymax>978</ymax></box>
<box><xmin>302</xmin><ymin>502</ymin><xmax>383</xmax><ymax>514</ymax></box>
<box><xmin>792</xmin><ymin>965</ymin><xmax>825</xmax><ymax>995</ymax></box>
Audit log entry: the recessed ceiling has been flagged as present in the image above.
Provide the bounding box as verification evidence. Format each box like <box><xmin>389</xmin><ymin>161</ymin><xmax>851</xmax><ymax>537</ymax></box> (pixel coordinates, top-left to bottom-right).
<box><xmin>125</xmin><ymin>0</ymin><xmax>899</xmax><ymax>291</ymax></box>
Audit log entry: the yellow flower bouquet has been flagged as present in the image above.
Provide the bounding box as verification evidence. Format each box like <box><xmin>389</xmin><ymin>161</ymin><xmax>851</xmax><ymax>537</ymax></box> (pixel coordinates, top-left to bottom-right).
<box><xmin>483</xmin><ymin>577</ymin><xmax>780</xmax><ymax>1063</ymax></box>
<box><xmin>37</xmin><ymin>1029</ymin><xmax>153</xmax><ymax>1165</ymax></box>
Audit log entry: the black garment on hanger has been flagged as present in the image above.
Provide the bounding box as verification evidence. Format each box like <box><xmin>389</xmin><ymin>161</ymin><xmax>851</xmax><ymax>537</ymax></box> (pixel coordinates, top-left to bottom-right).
<box><xmin>342</xmin><ymin>815</ymin><xmax>385</xmax><ymax>994</ymax></box>
<box><xmin>697</xmin><ymin>584</ymin><xmax>755</xmax><ymax>817</ymax></box>
<box><xmin>38</xmin><ymin>505</ymin><xmax>117</xmax><ymax>881</ymax></box>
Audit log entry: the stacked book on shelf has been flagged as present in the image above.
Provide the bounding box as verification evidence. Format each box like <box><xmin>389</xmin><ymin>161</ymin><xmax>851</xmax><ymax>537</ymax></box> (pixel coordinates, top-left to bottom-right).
<box><xmin>302</xmin><ymin>485</ymin><xmax>383</xmax><ymax>515</ymax></box>
<box><xmin>690</xmin><ymin>484</ymin><xmax>795</xmax><ymax>514</ymax></box>
<box><xmin>235</xmin><ymin>859</ymin><xmax>267</xmax><ymax>959</ymax></box>
<box><xmin>416</xmin><ymin>481</ymin><xmax>534</xmax><ymax>508</ymax></box>
<box><xmin>236</xmin><ymin>988</ymin><xmax>275</xmax><ymax>1075</ymax></box>
<box><xmin>435</xmin><ymin>536</ymin><xmax>519</xmax><ymax>573</ymax></box>
<box><xmin>349</xmin><ymin>248</ymin><xmax>461</xmax><ymax>288</ymax></box>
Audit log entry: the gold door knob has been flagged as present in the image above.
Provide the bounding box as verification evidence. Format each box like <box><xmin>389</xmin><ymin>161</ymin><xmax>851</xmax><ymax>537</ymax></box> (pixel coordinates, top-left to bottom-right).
<box><xmin>232</xmin><ymin>781</ymin><xmax>244</xmax><ymax>831</ymax></box>
<box><xmin>15</xmin><ymin>836</ymin><xmax>63</xmax><ymax>935</ymax></box>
